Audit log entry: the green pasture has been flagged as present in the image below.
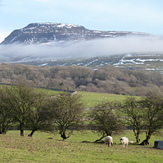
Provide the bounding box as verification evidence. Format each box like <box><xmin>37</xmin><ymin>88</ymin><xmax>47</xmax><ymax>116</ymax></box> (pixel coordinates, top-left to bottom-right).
<box><xmin>37</xmin><ymin>89</ymin><xmax>134</xmax><ymax>108</ymax></box>
<box><xmin>0</xmin><ymin>130</ymin><xmax>162</xmax><ymax>163</ymax></box>
<box><xmin>0</xmin><ymin>84</ymin><xmax>138</xmax><ymax>108</ymax></box>
<box><xmin>44</xmin><ymin>89</ymin><xmax>130</xmax><ymax>108</ymax></box>
<box><xmin>77</xmin><ymin>92</ymin><xmax>139</xmax><ymax>108</ymax></box>
<box><xmin>0</xmin><ymin>86</ymin><xmax>162</xmax><ymax>162</ymax></box>
<box><xmin>46</xmin><ymin>90</ymin><xmax>135</xmax><ymax>107</ymax></box>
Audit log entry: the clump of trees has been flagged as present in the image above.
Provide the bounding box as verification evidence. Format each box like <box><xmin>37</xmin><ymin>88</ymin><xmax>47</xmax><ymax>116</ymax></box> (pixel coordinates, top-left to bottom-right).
<box><xmin>0</xmin><ymin>63</ymin><xmax>163</xmax><ymax>96</ymax></box>
<box><xmin>89</xmin><ymin>94</ymin><xmax>163</xmax><ymax>145</ymax></box>
<box><xmin>0</xmin><ymin>81</ymin><xmax>84</xmax><ymax>140</ymax></box>
<box><xmin>121</xmin><ymin>93</ymin><xmax>163</xmax><ymax>145</ymax></box>
<box><xmin>0</xmin><ymin>81</ymin><xmax>49</xmax><ymax>136</ymax></box>
<box><xmin>0</xmin><ymin>80</ymin><xmax>162</xmax><ymax>145</ymax></box>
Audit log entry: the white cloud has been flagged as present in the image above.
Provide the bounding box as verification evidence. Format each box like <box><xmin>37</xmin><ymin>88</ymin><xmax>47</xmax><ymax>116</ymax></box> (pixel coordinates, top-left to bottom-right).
<box><xmin>0</xmin><ymin>36</ymin><xmax>163</xmax><ymax>62</ymax></box>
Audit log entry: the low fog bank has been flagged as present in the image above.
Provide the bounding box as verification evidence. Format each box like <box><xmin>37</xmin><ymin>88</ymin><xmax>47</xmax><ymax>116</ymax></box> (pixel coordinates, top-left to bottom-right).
<box><xmin>0</xmin><ymin>36</ymin><xmax>163</xmax><ymax>62</ymax></box>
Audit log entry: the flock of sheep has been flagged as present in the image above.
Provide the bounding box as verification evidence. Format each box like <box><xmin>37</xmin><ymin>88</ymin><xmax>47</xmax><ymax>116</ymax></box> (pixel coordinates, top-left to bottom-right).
<box><xmin>104</xmin><ymin>136</ymin><xmax>133</xmax><ymax>147</ymax></box>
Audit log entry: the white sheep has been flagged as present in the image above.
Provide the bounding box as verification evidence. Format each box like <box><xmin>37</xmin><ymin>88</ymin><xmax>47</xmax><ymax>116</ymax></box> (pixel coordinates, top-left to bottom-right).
<box><xmin>120</xmin><ymin>137</ymin><xmax>129</xmax><ymax>147</ymax></box>
<box><xmin>104</xmin><ymin>136</ymin><xmax>113</xmax><ymax>147</ymax></box>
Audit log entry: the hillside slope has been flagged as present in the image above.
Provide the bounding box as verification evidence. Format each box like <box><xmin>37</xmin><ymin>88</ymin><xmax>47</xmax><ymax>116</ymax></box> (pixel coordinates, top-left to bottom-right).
<box><xmin>0</xmin><ymin>63</ymin><xmax>162</xmax><ymax>96</ymax></box>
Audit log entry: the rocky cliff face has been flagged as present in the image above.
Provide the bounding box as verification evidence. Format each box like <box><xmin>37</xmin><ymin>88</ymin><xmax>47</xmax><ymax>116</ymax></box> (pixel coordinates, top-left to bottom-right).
<box><xmin>1</xmin><ymin>23</ymin><xmax>149</xmax><ymax>44</ymax></box>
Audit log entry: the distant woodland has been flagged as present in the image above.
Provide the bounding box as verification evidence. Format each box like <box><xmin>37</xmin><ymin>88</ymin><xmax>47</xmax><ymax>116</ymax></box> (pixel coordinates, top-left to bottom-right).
<box><xmin>0</xmin><ymin>63</ymin><xmax>163</xmax><ymax>96</ymax></box>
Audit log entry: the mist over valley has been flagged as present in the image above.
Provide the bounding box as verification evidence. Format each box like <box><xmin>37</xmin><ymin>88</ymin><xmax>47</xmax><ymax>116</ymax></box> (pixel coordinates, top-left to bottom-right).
<box><xmin>0</xmin><ymin>23</ymin><xmax>163</xmax><ymax>73</ymax></box>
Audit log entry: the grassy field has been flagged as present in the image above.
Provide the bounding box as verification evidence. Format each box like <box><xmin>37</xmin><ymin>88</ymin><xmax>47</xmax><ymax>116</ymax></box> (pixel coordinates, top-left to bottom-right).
<box><xmin>0</xmin><ymin>85</ymin><xmax>138</xmax><ymax>108</ymax></box>
<box><xmin>0</xmin><ymin>130</ymin><xmax>162</xmax><ymax>163</ymax></box>
<box><xmin>45</xmin><ymin>90</ymin><xmax>132</xmax><ymax>108</ymax></box>
<box><xmin>0</xmin><ymin>89</ymin><xmax>162</xmax><ymax>162</ymax></box>
<box><xmin>38</xmin><ymin>89</ymin><xmax>132</xmax><ymax>108</ymax></box>
<box><xmin>77</xmin><ymin>92</ymin><xmax>139</xmax><ymax>108</ymax></box>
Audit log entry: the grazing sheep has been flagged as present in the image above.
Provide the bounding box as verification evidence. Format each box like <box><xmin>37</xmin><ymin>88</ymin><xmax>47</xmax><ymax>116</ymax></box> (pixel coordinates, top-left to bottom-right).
<box><xmin>120</xmin><ymin>137</ymin><xmax>129</xmax><ymax>147</ymax></box>
<box><xmin>104</xmin><ymin>136</ymin><xmax>113</xmax><ymax>147</ymax></box>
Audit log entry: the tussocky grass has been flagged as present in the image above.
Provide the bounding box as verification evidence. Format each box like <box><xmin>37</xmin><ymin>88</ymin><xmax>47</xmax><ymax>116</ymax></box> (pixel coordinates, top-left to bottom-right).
<box><xmin>0</xmin><ymin>130</ymin><xmax>162</xmax><ymax>163</ymax></box>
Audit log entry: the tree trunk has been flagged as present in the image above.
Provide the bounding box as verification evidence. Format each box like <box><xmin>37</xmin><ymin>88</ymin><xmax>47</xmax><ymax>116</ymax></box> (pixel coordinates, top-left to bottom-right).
<box><xmin>139</xmin><ymin>131</ymin><xmax>151</xmax><ymax>145</ymax></box>
<box><xmin>136</xmin><ymin>134</ymin><xmax>140</xmax><ymax>144</ymax></box>
<box><xmin>133</xmin><ymin>129</ymin><xmax>140</xmax><ymax>144</ymax></box>
<box><xmin>94</xmin><ymin>133</ymin><xmax>106</xmax><ymax>143</ymax></box>
<box><xmin>61</xmin><ymin>132</ymin><xmax>69</xmax><ymax>140</ymax></box>
<box><xmin>20</xmin><ymin>123</ymin><xmax>24</xmax><ymax>136</ymax></box>
<box><xmin>1</xmin><ymin>127</ymin><xmax>6</xmax><ymax>134</ymax></box>
<box><xmin>94</xmin><ymin>136</ymin><xmax>105</xmax><ymax>143</ymax></box>
<box><xmin>28</xmin><ymin>129</ymin><xmax>37</xmax><ymax>137</ymax></box>
<box><xmin>0</xmin><ymin>124</ymin><xmax>7</xmax><ymax>134</ymax></box>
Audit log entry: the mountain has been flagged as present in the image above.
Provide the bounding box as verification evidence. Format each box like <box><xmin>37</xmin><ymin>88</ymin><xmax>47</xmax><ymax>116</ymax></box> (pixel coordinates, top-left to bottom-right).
<box><xmin>0</xmin><ymin>23</ymin><xmax>163</xmax><ymax>73</ymax></box>
<box><xmin>1</xmin><ymin>23</ymin><xmax>149</xmax><ymax>44</ymax></box>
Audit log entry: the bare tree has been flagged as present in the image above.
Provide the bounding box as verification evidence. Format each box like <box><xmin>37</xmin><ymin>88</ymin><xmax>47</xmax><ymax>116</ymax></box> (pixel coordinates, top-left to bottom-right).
<box><xmin>2</xmin><ymin>80</ymin><xmax>47</xmax><ymax>136</ymax></box>
<box><xmin>122</xmin><ymin>97</ymin><xmax>144</xmax><ymax>144</ymax></box>
<box><xmin>47</xmin><ymin>92</ymin><xmax>84</xmax><ymax>140</ymax></box>
<box><xmin>26</xmin><ymin>94</ymin><xmax>52</xmax><ymax>137</ymax></box>
<box><xmin>0</xmin><ymin>88</ymin><xmax>14</xmax><ymax>134</ymax></box>
<box><xmin>90</xmin><ymin>101</ymin><xmax>124</xmax><ymax>142</ymax></box>
<box><xmin>139</xmin><ymin>92</ymin><xmax>163</xmax><ymax>145</ymax></box>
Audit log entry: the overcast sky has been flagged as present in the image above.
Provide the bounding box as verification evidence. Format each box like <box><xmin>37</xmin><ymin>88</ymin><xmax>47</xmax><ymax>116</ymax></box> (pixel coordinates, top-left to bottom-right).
<box><xmin>0</xmin><ymin>0</ymin><xmax>163</xmax><ymax>43</ymax></box>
